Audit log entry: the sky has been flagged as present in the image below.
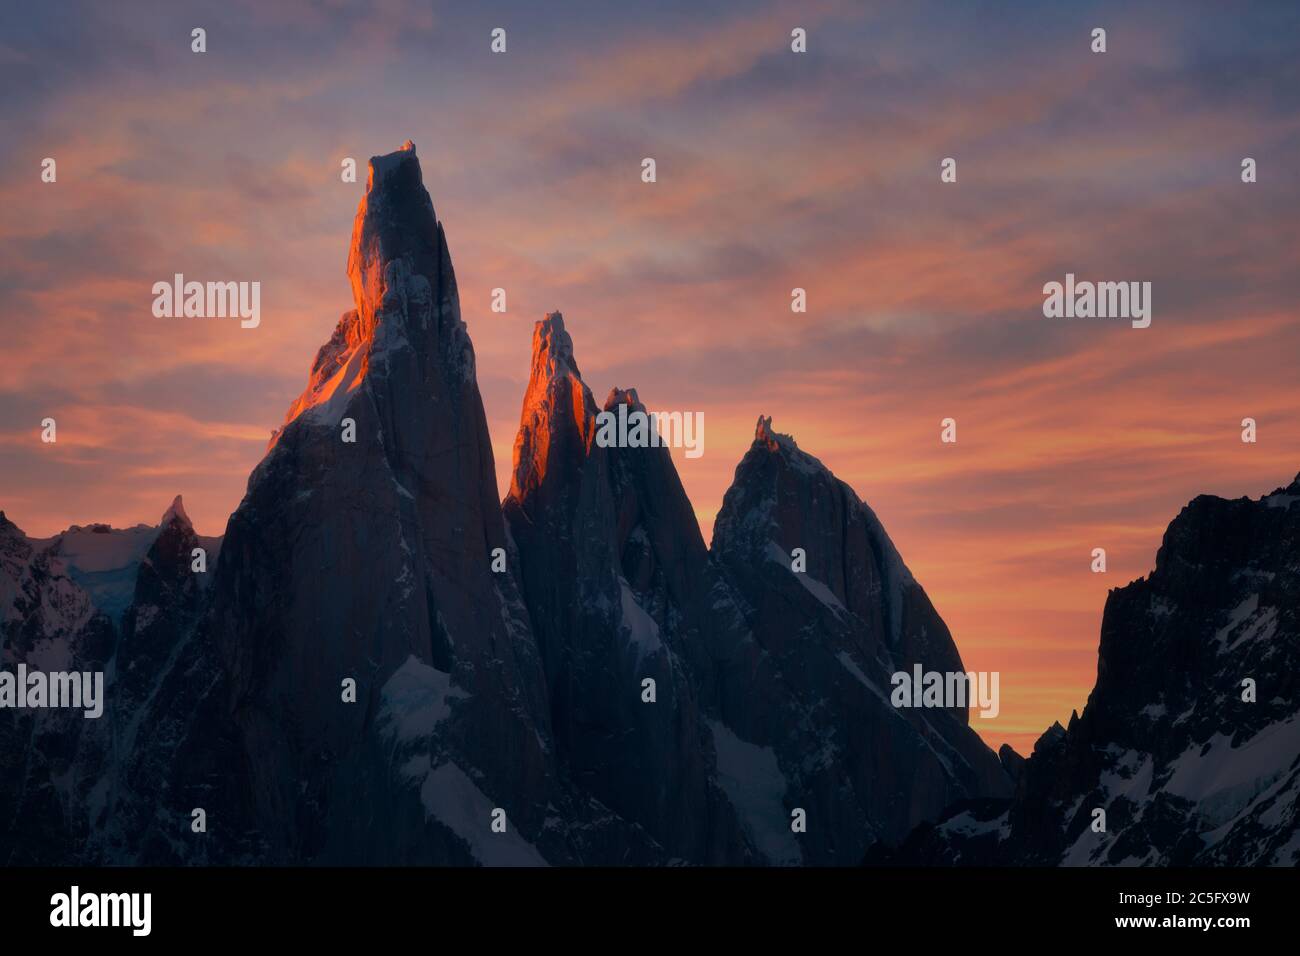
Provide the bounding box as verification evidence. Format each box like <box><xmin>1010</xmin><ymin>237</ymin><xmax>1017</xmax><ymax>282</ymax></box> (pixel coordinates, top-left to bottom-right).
<box><xmin>1</xmin><ymin>0</ymin><xmax>1297</xmax><ymax>754</ymax></box>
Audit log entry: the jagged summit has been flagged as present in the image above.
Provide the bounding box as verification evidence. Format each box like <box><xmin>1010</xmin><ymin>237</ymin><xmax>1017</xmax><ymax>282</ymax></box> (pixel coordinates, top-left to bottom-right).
<box><xmin>716</xmin><ymin>409</ymin><xmax>977</xmax><ymax>692</ymax></box>
<box><xmin>1265</xmin><ymin>472</ymin><xmax>1300</xmax><ymax>499</ymax></box>
<box><xmin>532</xmin><ymin>311</ymin><xmax>581</xmax><ymax>380</ymax></box>
<box><xmin>750</xmin><ymin>414</ymin><xmax>828</xmax><ymax>476</ymax></box>
<box><xmin>268</xmin><ymin>140</ymin><xmax>473</xmax><ymax>451</ymax></box>
<box><xmin>346</xmin><ymin>141</ymin><xmax>442</xmax><ymax>329</ymax></box>
<box><xmin>604</xmin><ymin>386</ymin><xmax>644</xmax><ymax>413</ymax></box>
<box><xmin>879</xmin><ymin>472</ymin><xmax>1300</xmax><ymax>866</ymax></box>
<box><xmin>1033</xmin><ymin>720</ymin><xmax>1067</xmax><ymax>753</ymax></box>
<box><xmin>503</xmin><ymin>309</ymin><xmax>743</xmax><ymax>863</ymax></box>
<box><xmin>368</xmin><ymin>139</ymin><xmax>418</xmax><ymax>188</ymax></box>
<box><xmin>196</xmin><ymin>141</ymin><xmax>567</xmax><ymax>865</ymax></box>
<box><xmin>754</xmin><ymin>413</ymin><xmax>783</xmax><ymax>450</ymax></box>
<box><xmin>160</xmin><ymin>494</ymin><xmax>190</xmax><ymax>528</ymax></box>
<box><xmin>712</xmin><ymin>409</ymin><xmax>1012</xmax><ymax>848</ymax></box>
<box><xmin>508</xmin><ymin>311</ymin><xmax>598</xmax><ymax>502</ymax></box>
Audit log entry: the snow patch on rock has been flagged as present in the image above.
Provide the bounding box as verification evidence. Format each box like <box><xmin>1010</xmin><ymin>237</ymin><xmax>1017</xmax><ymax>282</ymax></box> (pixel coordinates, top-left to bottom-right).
<box><xmin>708</xmin><ymin>719</ymin><xmax>802</xmax><ymax>865</ymax></box>
<box><xmin>379</xmin><ymin>654</ymin><xmax>468</xmax><ymax>744</ymax></box>
<box><xmin>417</xmin><ymin>762</ymin><xmax>548</xmax><ymax>866</ymax></box>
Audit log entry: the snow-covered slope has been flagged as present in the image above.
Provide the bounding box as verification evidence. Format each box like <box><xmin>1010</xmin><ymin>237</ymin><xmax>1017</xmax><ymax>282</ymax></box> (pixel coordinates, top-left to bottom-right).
<box><xmin>22</xmin><ymin>498</ymin><xmax>223</xmax><ymax>627</ymax></box>
<box><xmin>29</xmin><ymin>523</ymin><xmax>157</xmax><ymax>625</ymax></box>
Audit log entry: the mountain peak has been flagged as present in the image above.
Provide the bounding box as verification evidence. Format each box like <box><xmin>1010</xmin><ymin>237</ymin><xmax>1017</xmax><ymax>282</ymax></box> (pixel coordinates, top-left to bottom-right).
<box><xmin>750</xmin><ymin>414</ymin><xmax>828</xmax><ymax>478</ymax></box>
<box><xmin>603</xmin><ymin>386</ymin><xmax>644</xmax><ymax>413</ymax></box>
<box><xmin>532</xmin><ymin>312</ymin><xmax>580</xmax><ymax>382</ymax></box>
<box><xmin>754</xmin><ymin>414</ymin><xmax>803</xmax><ymax>454</ymax></box>
<box><xmin>366</xmin><ymin>140</ymin><xmax>420</xmax><ymax>191</ymax></box>
<box><xmin>348</xmin><ymin>140</ymin><xmax>439</xmax><ymax>329</ymax></box>
<box><xmin>271</xmin><ymin>140</ymin><xmax>467</xmax><ymax>449</ymax></box>
<box><xmin>1034</xmin><ymin>720</ymin><xmax>1067</xmax><ymax>754</ymax></box>
<box><xmin>160</xmin><ymin>494</ymin><xmax>191</xmax><ymax>529</ymax></box>
<box><xmin>754</xmin><ymin>414</ymin><xmax>782</xmax><ymax>452</ymax></box>
<box><xmin>509</xmin><ymin>311</ymin><xmax>598</xmax><ymax>502</ymax></box>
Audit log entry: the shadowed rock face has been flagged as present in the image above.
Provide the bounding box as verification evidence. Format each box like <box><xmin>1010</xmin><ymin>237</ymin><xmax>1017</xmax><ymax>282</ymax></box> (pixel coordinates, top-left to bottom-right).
<box><xmin>86</xmin><ymin>497</ymin><xmax>246</xmax><ymax>865</ymax></box>
<box><xmin>707</xmin><ymin>418</ymin><xmax>1011</xmax><ymax>860</ymax></box>
<box><xmin>504</xmin><ymin>324</ymin><xmax>1011</xmax><ymax>862</ymax></box>
<box><xmin>718</xmin><ymin>417</ymin><xmax>972</xmax><ymax>686</ymax></box>
<box><xmin>0</xmin><ymin>512</ymin><xmax>114</xmax><ymax>864</ymax></box>
<box><xmin>504</xmin><ymin>314</ymin><xmax>752</xmax><ymax>864</ymax></box>
<box><xmin>872</xmin><ymin>476</ymin><xmax>1300</xmax><ymax>866</ymax></box>
<box><xmin>200</xmin><ymin>142</ymin><xmax>577</xmax><ymax>864</ymax></box>
<box><xmin>116</xmin><ymin>499</ymin><xmax>206</xmax><ymax>710</ymax></box>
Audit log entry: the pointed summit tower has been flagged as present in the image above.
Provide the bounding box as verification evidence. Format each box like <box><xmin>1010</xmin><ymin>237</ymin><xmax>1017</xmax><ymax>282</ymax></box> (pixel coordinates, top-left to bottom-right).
<box><xmin>160</xmin><ymin>494</ymin><xmax>191</xmax><ymax>529</ymax></box>
<box><xmin>505</xmin><ymin>312</ymin><xmax>753</xmax><ymax>864</ymax></box>
<box><xmin>273</xmin><ymin>140</ymin><xmax>475</xmax><ymax>444</ymax></box>
<box><xmin>508</xmin><ymin>312</ymin><xmax>598</xmax><ymax>504</ymax></box>
<box><xmin>205</xmin><ymin>143</ymin><xmax>567</xmax><ymax>864</ymax></box>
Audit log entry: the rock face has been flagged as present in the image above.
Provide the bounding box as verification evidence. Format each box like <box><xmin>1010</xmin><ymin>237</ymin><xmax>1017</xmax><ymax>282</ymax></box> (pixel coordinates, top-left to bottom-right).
<box><xmin>0</xmin><ymin>512</ymin><xmax>114</xmax><ymax>674</ymax></box>
<box><xmin>707</xmin><ymin>418</ymin><xmax>1011</xmax><ymax>860</ymax></box>
<box><xmin>504</xmin><ymin>315</ymin><xmax>751</xmax><ymax>863</ymax></box>
<box><xmin>90</xmin><ymin>496</ymin><xmax>237</xmax><ymax>864</ymax></box>
<box><xmin>502</xmin><ymin>321</ymin><xmax>1010</xmax><ymax>863</ymax></box>
<box><xmin>116</xmin><ymin>498</ymin><xmax>207</xmax><ymax>714</ymax></box>
<box><xmin>0</xmin><ymin>511</ymin><xmax>114</xmax><ymax>864</ymax></box>
<box><xmin>0</xmin><ymin>498</ymin><xmax>233</xmax><ymax>866</ymax></box>
<box><xmin>201</xmin><ymin>141</ymin><xmax>575</xmax><ymax>864</ymax></box>
<box><xmin>872</xmin><ymin>476</ymin><xmax>1300</xmax><ymax>866</ymax></box>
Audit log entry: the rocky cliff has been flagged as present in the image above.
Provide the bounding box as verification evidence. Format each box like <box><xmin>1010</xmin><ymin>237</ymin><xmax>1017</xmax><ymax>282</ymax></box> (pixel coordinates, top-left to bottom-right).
<box><xmin>871</xmin><ymin>476</ymin><xmax>1300</xmax><ymax>866</ymax></box>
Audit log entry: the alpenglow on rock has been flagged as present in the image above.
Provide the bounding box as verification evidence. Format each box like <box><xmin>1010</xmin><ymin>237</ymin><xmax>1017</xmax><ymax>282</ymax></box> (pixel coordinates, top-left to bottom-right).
<box><xmin>504</xmin><ymin>312</ymin><xmax>753</xmax><ymax>864</ymax></box>
<box><xmin>200</xmin><ymin>141</ymin><xmax>581</xmax><ymax>864</ymax></box>
<box><xmin>503</xmin><ymin>320</ymin><xmax>1011</xmax><ymax>864</ymax></box>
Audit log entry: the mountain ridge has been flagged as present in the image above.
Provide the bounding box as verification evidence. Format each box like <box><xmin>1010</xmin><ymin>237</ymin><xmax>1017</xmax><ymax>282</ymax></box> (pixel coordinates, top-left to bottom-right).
<box><xmin>868</xmin><ymin>473</ymin><xmax>1300</xmax><ymax>866</ymax></box>
<box><xmin>6</xmin><ymin>143</ymin><xmax>1293</xmax><ymax>867</ymax></box>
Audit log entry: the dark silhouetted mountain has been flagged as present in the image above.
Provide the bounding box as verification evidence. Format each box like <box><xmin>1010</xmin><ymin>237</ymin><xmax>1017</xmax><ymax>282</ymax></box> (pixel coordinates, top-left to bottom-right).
<box><xmin>871</xmin><ymin>476</ymin><xmax>1300</xmax><ymax>866</ymax></box>
<box><xmin>503</xmin><ymin>315</ymin><xmax>751</xmax><ymax>863</ymax></box>
<box><xmin>707</xmin><ymin>417</ymin><xmax>1010</xmax><ymax>859</ymax></box>
<box><xmin>0</xmin><ymin>511</ymin><xmax>115</xmax><ymax>863</ymax></box>
<box><xmin>186</xmin><ymin>142</ymin><xmax>615</xmax><ymax>865</ymax></box>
